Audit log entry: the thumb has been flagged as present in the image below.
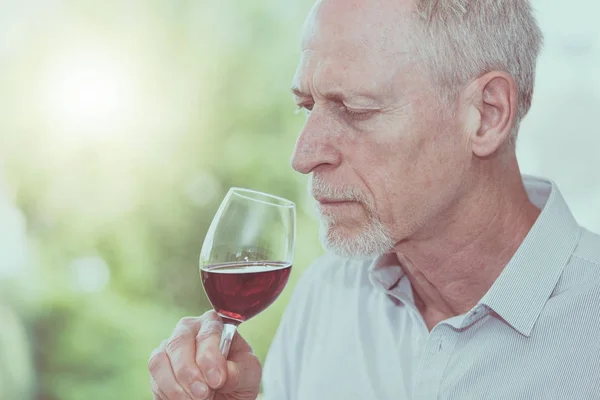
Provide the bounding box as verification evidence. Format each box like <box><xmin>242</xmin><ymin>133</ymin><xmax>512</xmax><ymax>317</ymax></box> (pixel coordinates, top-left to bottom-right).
<box><xmin>219</xmin><ymin>352</ymin><xmax>262</xmax><ymax>395</ymax></box>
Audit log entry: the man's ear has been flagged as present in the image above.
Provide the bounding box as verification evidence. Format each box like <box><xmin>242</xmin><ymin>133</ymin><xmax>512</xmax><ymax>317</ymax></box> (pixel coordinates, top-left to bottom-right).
<box><xmin>460</xmin><ymin>71</ymin><xmax>518</xmax><ymax>157</ymax></box>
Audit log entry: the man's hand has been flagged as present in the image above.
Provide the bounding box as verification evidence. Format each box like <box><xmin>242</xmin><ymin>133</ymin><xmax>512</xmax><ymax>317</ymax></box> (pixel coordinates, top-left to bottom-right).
<box><xmin>148</xmin><ymin>310</ymin><xmax>262</xmax><ymax>400</ymax></box>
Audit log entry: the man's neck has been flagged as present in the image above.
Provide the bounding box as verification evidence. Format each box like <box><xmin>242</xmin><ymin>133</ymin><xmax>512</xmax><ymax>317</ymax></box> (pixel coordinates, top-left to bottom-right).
<box><xmin>394</xmin><ymin>165</ymin><xmax>541</xmax><ymax>330</ymax></box>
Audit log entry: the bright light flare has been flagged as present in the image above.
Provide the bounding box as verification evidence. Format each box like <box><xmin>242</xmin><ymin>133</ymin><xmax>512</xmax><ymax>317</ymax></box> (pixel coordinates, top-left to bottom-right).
<box><xmin>38</xmin><ymin>47</ymin><xmax>137</xmax><ymax>138</ymax></box>
<box><xmin>53</xmin><ymin>60</ymin><xmax>126</xmax><ymax>125</ymax></box>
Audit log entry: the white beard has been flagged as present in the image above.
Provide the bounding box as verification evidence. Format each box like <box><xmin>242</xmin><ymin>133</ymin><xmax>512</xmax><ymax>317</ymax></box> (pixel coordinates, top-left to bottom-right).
<box><xmin>310</xmin><ymin>175</ymin><xmax>395</xmax><ymax>258</ymax></box>
<box><xmin>317</xmin><ymin>212</ymin><xmax>395</xmax><ymax>258</ymax></box>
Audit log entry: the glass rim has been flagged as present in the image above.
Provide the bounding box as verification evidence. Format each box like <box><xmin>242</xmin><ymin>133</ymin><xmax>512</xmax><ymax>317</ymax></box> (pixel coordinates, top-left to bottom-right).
<box><xmin>229</xmin><ymin>187</ymin><xmax>295</xmax><ymax>208</ymax></box>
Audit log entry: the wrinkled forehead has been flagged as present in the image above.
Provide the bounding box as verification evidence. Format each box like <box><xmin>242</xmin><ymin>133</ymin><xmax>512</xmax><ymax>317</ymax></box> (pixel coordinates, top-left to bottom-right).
<box><xmin>301</xmin><ymin>0</ymin><xmax>416</xmax><ymax>57</ymax></box>
<box><xmin>294</xmin><ymin>0</ymin><xmax>418</xmax><ymax>97</ymax></box>
<box><xmin>292</xmin><ymin>50</ymin><xmax>399</xmax><ymax>101</ymax></box>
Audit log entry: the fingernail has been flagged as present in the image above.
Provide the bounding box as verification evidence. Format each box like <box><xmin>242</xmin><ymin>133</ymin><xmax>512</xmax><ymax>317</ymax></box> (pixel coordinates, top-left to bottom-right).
<box><xmin>206</xmin><ymin>367</ymin><xmax>222</xmax><ymax>388</ymax></box>
<box><xmin>191</xmin><ymin>381</ymin><xmax>209</xmax><ymax>399</ymax></box>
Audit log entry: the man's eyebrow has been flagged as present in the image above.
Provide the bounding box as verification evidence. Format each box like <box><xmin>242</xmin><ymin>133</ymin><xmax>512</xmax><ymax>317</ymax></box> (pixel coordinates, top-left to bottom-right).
<box><xmin>290</xmin><ymin>86</ymin><xmax>310</xmax><ymax>98</ymax></box>
<box><xmin>290</xmin><ymin>86</ymin><xmax>346</xmax><ymax>101</ymax></box>
<box><xmin>291</xmin><ymin>86</ymin><xmax>380</xmax><ymax>105</ymax></box>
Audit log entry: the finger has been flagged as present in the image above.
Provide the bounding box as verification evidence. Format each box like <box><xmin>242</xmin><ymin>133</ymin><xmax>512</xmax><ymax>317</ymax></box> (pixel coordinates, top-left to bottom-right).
<box><xmin>218</xmin><ymin>352</ymin><xmax>262</xmax><ymax>395</ymax></box>
<box><xmin>148</xmin><ymin>340</ymin><xmax>196</xmax><ymax>400</ymax></box>
<box><xmin>166</xmin><ymin>318</ymin><xmax>209</xmax><ymax>399</ymax></box>
<box><xmin>151</xmin><ymin>376</ymin><xmax>167</xmax><ymax>400</ymax></box>
<box><xmin>195</xmin><ymin>311</ymin><xmax>227</xmax><ymax>390</ymax></box>
<box><xmin>229</xmin><ymin>330</ymin><xmax>253</xmax><ymax>355</ymax></box>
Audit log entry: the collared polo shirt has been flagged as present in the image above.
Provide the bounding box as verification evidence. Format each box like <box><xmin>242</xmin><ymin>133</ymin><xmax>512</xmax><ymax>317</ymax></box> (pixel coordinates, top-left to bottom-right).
<box><xmin>263</xmin><ymin>176</ymin><xmax>600</xmax><ymax>399</ymax></box>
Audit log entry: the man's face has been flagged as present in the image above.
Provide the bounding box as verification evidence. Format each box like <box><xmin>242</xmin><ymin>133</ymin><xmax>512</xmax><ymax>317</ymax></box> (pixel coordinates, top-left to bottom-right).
<box><xmin>291</xmin><ymin>0</ymin><xmax>472</xmax><ymax>257</ymax></box>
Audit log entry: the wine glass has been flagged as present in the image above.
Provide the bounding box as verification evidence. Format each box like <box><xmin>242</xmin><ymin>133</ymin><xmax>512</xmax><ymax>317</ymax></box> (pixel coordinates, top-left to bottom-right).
<box><xmin>199</xmin><ymin>187</ymin><xmax>296</xmax><ymax>361</ymax></box>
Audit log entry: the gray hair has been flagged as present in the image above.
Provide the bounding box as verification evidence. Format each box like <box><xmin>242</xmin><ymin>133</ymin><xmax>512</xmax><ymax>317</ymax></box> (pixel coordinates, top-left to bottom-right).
<box><xmin>412</xmin><ymin>0</ymin><xmax>544</xmax><ymax>140</ymax></box>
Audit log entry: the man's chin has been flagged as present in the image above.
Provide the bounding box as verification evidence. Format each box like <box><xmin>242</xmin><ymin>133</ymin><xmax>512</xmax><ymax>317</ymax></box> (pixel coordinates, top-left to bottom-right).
<box><xmin>318</xmin><ymin>219</ymin><xmax>395</xmax><ymax>259</ymax></box>
<box><xmin>319</xmin><ymin>226</ymin><xmax>386</xmax><ymax>259</ymax></box>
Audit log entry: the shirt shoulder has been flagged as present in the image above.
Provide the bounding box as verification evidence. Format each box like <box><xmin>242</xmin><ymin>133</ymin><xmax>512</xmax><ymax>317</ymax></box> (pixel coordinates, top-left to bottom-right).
<box><xmin>261</xmin><ymin>252</ymin><xmax>374</xmax><ymax>400</ymax></box>
<box><xmin>265</xmin><ymin>251</ymin><xmax>376</xmax><ymax>351</ymax></box>
<box><xmin>293</xmin><ymin>252</ymin><xmax>375</xmax><ymax>293</ymax></box>
<box><xmin>553</xmin><ymin>228</ymin><xmax>600</xmax><ymax>296</ymax></box>
<box><xmin>572</xmin><ymin>228</ymin><xmax>600</xmax><ymax>265</ymax></box>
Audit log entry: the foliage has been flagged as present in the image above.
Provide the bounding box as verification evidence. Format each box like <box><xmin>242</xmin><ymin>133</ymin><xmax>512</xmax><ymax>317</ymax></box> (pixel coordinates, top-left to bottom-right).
<box><xmin>0</xmin><ymin>1</ymin><xmax>320</xmax><ymax>399</ymax></box>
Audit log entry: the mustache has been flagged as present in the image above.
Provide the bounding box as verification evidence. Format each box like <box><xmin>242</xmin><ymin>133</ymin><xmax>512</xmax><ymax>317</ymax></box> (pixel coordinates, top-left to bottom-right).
<box><xmin>309</xmin><ymin>174</ymin><xmax>366</xmax><ymax>203</ymax></box>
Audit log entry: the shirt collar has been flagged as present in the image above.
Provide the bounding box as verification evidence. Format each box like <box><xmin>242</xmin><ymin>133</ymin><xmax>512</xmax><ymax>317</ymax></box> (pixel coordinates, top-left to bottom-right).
<box><xmin>367</xmin><ymin>175</ymin><xmax>581</xmax><ymax>337</ymax></box>
<box><xmin>479</xmin><ymin>175</ymin><xmax>581</xmax><ymax>337</ymax></box>
<box><xmin>368</xmin><ymin>253</ymin><xmax>415</xmax><ymax>309</ymax></box>
<box><xmin>368</xmin><ymin>252</ymin><xmax>405</xmax><ymax>291</ymax></box>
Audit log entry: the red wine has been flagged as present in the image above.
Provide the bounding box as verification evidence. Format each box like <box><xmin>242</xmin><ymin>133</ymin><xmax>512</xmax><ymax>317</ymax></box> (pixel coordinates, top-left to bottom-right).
<box><xmin>201</xmin><ymin>261</ymin><xmax>292</xmax><ymax>324</ymax></box>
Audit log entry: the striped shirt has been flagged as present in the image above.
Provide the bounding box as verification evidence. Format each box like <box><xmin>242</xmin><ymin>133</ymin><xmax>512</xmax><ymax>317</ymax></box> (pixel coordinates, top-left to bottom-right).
<box><xmin>262</xmin><ymin>175</ymin><xmax>600</xmax><ymax>400</ymax></box>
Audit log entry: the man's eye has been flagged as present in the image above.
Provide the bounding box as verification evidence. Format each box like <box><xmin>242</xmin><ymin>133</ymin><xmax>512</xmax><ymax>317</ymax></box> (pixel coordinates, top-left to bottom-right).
<box><xmin>344</xmin><ymin>106</ymin><xmax>376</xmax><ymax>121</ymax></box>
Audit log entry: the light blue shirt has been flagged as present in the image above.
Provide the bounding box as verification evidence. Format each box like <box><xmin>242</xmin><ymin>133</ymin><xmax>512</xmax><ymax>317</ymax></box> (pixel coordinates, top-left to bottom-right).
<box><xmin>262</xmin><ymin>176</ymin><xmax>600</xmax><ymax>399</ymax></box>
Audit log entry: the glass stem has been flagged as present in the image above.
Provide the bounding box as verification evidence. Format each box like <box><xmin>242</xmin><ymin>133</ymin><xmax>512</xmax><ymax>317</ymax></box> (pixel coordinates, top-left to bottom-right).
<box><xmin>208</xmin><ymin>321</ymin><xmax>239</xmax><ymax>400</ymax></box>
<box><xmin>219</xmin><ymin>322</ymin><xmax>238</xmax><ymax>358</ymax></box>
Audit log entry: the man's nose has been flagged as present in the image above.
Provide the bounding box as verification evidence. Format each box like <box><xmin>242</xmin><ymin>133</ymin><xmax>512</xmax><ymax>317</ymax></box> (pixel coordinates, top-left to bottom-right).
<box><xmin>290</xmin><ymin>111</ymin><xmax>342</xmax><ymax>174</ymax></box>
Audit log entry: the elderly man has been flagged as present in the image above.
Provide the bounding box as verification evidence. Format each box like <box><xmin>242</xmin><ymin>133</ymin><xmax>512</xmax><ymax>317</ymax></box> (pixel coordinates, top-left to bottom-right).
<box><xmin>148</xmin><ymin>0</ymin><xmax>600</xmax><ymax>399</ymax></box>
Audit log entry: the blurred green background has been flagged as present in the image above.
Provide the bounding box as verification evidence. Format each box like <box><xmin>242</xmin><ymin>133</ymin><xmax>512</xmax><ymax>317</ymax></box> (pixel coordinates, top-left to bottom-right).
<box><xmin>1</xmin><ymin>1</ymin><xmax>599</xmax><ymax>399</ymax></box>
<box><xmin>0</xmin><ymin>1</ymin><xmax>320</xmax><ymax>399</ymax></box>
